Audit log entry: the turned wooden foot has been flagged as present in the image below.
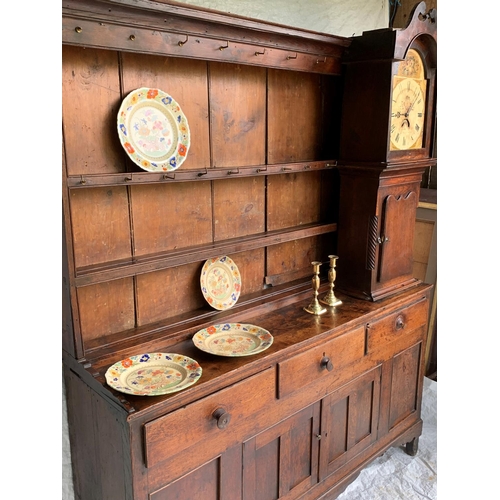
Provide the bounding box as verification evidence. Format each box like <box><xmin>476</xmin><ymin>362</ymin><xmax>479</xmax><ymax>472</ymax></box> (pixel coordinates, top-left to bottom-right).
<box><xmin>405</xmin><ymin>437</ymin><xmax>419</xmax><ymax>456</ymax></box>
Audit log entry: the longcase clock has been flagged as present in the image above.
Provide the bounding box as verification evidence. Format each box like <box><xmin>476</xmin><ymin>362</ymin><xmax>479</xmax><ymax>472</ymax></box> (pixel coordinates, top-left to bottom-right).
<box><xmin>336</xmin><ymin>1</ymin><xmax>437</xmax><ymax>301</ymax></box>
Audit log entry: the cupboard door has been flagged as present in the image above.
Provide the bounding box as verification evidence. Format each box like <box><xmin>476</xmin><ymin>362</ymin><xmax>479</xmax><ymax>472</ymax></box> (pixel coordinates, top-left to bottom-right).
<box><xmin>149</xmin><ymin>445</ymin><xmax>242</xmax><ymax>500</ymax></box>
<box><xmin>376</xmin><ymin>189</ymin><xmax>418</xmax><ymax>284</ymax></box>
<box><xmin>243</xmin><ymin>403</ymin><xmax>320</xmax><ymax>500</ymax></box>
<box><xmin>319</xmin><ymin>366</ymin><xmax>381</xmax><ymax>481</ymax></box>
<box><xmin>386</xmin><ymin>341</ymin><xmax>422</xmax><ymax>433</ymax></box>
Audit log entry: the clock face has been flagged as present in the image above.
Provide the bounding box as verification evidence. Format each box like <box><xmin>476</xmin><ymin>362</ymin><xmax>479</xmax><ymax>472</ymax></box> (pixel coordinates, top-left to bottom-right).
<box><xmin>390</xmin><ymin>77</ymin><xmax>426</xmax><ymax>150</ymax></box>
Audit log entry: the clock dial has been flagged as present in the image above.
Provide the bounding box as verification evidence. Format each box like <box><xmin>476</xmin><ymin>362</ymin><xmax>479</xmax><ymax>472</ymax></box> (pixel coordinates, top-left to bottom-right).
<box><xmin>390</xmin><ymin>77</ymin><xmax>426</xmax><ymax>150</ymax></box>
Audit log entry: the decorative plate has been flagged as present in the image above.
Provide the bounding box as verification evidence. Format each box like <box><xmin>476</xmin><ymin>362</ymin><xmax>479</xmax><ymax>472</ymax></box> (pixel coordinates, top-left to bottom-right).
<box><xmin>192</xmin><ymin>323</ymin><xmax>273</xmax><ymax>357</ymax></box>
<box><xmin>200</xmin><ymin>256</ymin><xmax>241</xmax><ymax>310</ymax></box>
<box><xmin>117</xmin><ymin>87</ymin><xmax>190</xmax><ymax>172</ymax></box>
<box><xmin>105</xmin><ymin>353</ymin><xmax>202</xmax><ymax>396</ymax></box>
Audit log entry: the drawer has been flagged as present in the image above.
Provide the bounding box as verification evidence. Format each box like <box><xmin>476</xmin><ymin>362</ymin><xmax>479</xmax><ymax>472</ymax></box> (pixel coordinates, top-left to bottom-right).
<box><xmin>278</xmin><ymin>326</ymin><xmax>365</xmax><ymax>399</ymax></box>
<box><xmin>144</xmin><ymin>367</ymin><xmax>275</xmax><ymax>468</ymax></box>
<box><xmin>366</xmin><ymin>297</ymin><xmax>428</xmax><ymax>354</ymax></box>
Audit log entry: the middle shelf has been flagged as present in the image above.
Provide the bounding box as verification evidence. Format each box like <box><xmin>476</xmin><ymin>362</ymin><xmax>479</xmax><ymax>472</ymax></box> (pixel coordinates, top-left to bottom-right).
<box><xmin>75</xmin><ymin>221</ymin><xmax>337</xmax><ymax>286</ymax></box>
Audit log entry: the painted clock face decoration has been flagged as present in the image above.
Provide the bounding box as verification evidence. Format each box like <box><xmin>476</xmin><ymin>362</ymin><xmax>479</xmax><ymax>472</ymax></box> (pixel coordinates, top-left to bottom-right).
<box><xmin>390</xmin><ymin>49</ymin><xmax>427</xmax><ymax>151</ymax></box>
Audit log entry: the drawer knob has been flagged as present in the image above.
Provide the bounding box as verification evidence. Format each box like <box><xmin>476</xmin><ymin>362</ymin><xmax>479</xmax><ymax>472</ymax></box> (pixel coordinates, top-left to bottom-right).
<box><xmin>212</xmin><ymin>408</ymin><xmax>231</xmax><ymax>429</ymax></box>
<box><xmin>395</xmin><ymin>316</ymin><xmax>405</xmax><ymax>330</ymax></box>
<box><xmin>320</xmin><ymin>356</ymin><xmax>334</xmax><ymax>372</ymax></box>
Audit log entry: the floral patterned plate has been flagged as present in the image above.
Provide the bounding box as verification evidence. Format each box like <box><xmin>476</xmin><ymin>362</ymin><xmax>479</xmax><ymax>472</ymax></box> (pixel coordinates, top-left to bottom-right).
<box><xmin>192</xmin><ymin>323</ymin><xmax>273</xmax><ymax>357</ymax></box>
<box><xmin>200</xmin><ymin>256</ymin><xmax>241</xmax><ymax>310</ymax></box>
<box><xmin>105</xmin><ymin>353</ymin><xmax>202</xmax><ymax>396</ymax></box>
<box><xmin>117</xmin><ymin>87</ymin><xmax>190</xmax><ymax>172</ymax></box>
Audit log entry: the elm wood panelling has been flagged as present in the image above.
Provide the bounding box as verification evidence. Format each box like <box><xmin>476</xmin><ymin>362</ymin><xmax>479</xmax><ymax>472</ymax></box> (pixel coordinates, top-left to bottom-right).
<box><xmin>266</xmin><ymin>171</ymin><xmax>336</xmax><ymax>282</ymax></box>
<box><xmin>70</xmin><ymin>186</ymin><xmax>132</xmax><ymax>269</ymax></box>
<box><xmin>228</xmin><ymin>248</ymin><xmax>265</xmax><ymax>296</ymax></box>
<box><xmin>135</xmin><ymin>261</ymin><xmax>206</xmax><ymax>326</ymax></box>
<box><xmin>120</xmin><ymin>53</ymin><xmax>210</xmax><ymax>170</ymax></box>
<box><xmin>267</xmin><ymin>70</ymin><xmax>326</xmax><ymax>164</ymax></box>
<box><xmin>242</xmin><ymin>403</ymin><xmax>321</xmax><ymax>500</ymax></box>
<box><xmin>209</xmin><ymin>63</ymin><xmax>266</xmax><ymax>168</ymax></box>
<box><xmin>267</xmin><ymin>171</ymin><xmax>331</xmax><ymax>231</ymax></box>
<box><xmin>62</xmin><ymin>45</ymin><xmax>123</xmax><ymax>176</ymax></box>
<box><xmin>266</xmin><ymin>234</ymin><xmax>332</xmax><ymax>286</ymax></box>
<box><xmin>77</xmin><ymin>278</ymin><xmax>135</xmax><ymax>345</ymax></box>
<box><xmin>213</xmin><ymin>177</ymin><xmax>265</xmax><ymax>241</ymax></box>
<box><xmin>130</xmin><ymin>182</ymin><xmax>213</xmax><ymax>256</ymax></box>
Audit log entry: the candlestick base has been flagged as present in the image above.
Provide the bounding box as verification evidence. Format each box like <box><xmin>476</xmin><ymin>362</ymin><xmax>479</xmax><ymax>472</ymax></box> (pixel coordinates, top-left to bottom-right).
<box><xmin>303</xmin><ymin>300</ymin><xmax>327</xmax><ymax>315</ymax></box>
<box><xmin>320</xmin><ymin>292</ymin><xmax>342</xmax><ymax>307</ymax></box>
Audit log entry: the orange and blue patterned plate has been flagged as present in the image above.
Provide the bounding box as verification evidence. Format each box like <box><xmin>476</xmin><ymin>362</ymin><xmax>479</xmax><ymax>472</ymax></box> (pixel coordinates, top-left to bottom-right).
<box><xmin>200</xmin><ymin>256</ymin><xmax>241</xmax><ymax>310</ymax></box>
<box><xmin>105</xmin><ymin>353</ymin><xmax>202</xmax><ymax>396</ymax></box>
<box><xmin>117</xmin><ymin>87</ymin><xmax>190</xmax><ymax>172</ymax></box>
<box><xmin>192</xmin><ymin>323</ymin><xmax>273</xmax><ymax>357</ymax></box>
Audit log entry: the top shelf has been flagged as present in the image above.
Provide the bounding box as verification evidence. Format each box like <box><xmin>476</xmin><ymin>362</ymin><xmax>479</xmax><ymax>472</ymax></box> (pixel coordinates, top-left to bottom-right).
<box><xmin>62</xmin><ymin>0</ymin><xmax>349</xmax><ymax>75</ymax></box>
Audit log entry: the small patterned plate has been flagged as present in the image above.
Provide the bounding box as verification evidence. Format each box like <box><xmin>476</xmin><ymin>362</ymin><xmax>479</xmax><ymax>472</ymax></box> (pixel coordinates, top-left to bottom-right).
<box><xmin>200</xmin><ymin>256</ymin><xmax>241</xmax><ymax>310</ymax></box>
<box><xmin>105</xmin><ymin>353</ymin><xmax>202</xmax><ymax>396</ymax></box>
<box><xmin>192</xmin><ymin>323</ymin><xmax>273</xmax><ymax>357</ymax></box>
<box><xmin>117</xmin><ymin>87</ymin><xmax>190</xmax><ymax>172</ymax></box>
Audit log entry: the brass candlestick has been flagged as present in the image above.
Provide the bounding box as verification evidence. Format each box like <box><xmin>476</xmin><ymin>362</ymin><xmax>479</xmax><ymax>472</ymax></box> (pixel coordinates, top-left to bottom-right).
<box><xmin>320</xmin><ymin>255</ymin><xmax>342</xmax><ymax>307</ymax></box>
<box><xmin>304</xmin><ymin>261</ymin><xmax>327</xmax><ymax>315</ymax></box>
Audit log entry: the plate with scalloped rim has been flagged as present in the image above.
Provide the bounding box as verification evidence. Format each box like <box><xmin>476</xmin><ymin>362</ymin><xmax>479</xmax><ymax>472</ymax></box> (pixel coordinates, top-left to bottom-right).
<box><xmin>117</xmin><ymin>87</ymin><xmax>190</xmax><ymax>172</ymax></box>
<box><xmin>200</xmin><ymin>256</ymin><xmax>241</xmax><ymax>310</ymax></box>
<box><xmin>192</xmin><ymin>323</ymin><xmax>273</xmax><ymax>357</ymax></box>
<box><xmin>105</xmin><ymin>352</ymin><xmax>202</xmax><ymax>396</ymax></box>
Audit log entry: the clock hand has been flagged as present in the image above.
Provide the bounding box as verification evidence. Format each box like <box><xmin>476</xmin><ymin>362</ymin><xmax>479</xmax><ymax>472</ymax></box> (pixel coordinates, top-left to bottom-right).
<box><xmin>406</xmin><ymin>90</ymin><xmax>420</xmax><ymax>115</ymax></box>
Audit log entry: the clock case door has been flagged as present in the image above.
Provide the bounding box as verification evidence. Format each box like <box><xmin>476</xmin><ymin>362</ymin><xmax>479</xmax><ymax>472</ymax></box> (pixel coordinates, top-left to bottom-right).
<box><xmin>335</xmin><ymin>2</ymin><xmax>437</xmax><ymax>301</ymax></box>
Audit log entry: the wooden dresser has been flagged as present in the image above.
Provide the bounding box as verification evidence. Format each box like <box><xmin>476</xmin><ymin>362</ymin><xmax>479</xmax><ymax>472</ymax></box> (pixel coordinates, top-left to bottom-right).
<box><xmin>62</xmin><ymin>1</ymin><xmax>437</xmax><ymax>499</ymax></box>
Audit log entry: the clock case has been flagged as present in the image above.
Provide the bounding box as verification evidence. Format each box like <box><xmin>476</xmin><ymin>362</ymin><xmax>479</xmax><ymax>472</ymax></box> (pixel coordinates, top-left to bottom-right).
<box><xmin>336</xmin><ymin>2</ymin><xmax>437</xmax><ymax>301</ymax></box>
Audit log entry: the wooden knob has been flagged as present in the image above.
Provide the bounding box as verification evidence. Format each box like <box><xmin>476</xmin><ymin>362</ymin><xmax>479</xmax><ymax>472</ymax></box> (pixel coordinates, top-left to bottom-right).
<box><xmin>395</xmin><ymin>316</ymin><xmax>405</xmax><ymax>330</ymax></box>
<box><xmin>320</xmin><ymin>356</ymin><xmax>333</xmax><ymax>372</ymax></box>
<box><xmin>212</xmin><ymin>408</ymin><xmax>231</xmax><ymax>429</ymax></box>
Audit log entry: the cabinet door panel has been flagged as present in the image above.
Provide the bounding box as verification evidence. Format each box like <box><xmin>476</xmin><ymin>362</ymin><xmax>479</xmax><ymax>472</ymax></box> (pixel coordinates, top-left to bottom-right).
<box><xmin>319</xmin><ymin>366</ymin><xmax>381</xmax><ymax>480</ymax></box>
<box><xmin>243</xmin><ymin>403</ymin><xmax>320</xmax><ymax>500</ymax></box>
<box><xmin>388</xmin><ymin>342</ymin><xmax>421</xmax><ymax>430</ymax></box>
<box><xmin>150</xmin><ymin>445</ymin><xmax>242</xmax><ymax>500</ymax></box>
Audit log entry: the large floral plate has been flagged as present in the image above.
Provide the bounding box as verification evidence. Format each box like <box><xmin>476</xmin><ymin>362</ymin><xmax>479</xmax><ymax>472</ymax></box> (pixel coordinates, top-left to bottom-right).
<box><xmin>200</xmin><ymin>256</ymin><xmax>241</xmax><ymax>310</ymax></box>
<box><xmin>105</xmin><ymin>353</ymin><xmax>202</xmax><ymax>396</ymax></box>
<box><xmin>117</xmin><ymin>87</ymin><xmax>190</xmax><ymax>172</ymax></box>
<box><xmin>192</xmin><ymin>323</ymin><xmax>273</xmax><ymax>357</ymax></box>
